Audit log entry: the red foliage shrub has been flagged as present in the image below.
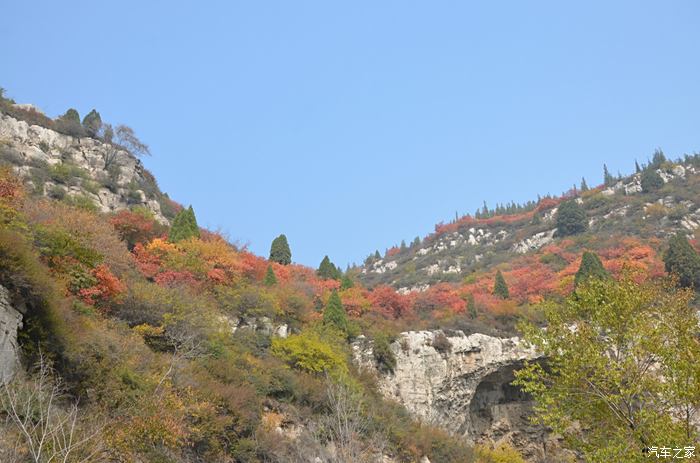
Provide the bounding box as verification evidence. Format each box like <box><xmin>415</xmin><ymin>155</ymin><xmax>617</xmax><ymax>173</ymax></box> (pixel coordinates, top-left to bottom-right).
<box><xmin>78</xmin><ymin>264</ymin><xmax>126</xmax><ymax>306</ymax></box>
<box><xmin>368</xmin><ymin>285</ymin><xmax>412</xmax><ymax>319</ymax></box>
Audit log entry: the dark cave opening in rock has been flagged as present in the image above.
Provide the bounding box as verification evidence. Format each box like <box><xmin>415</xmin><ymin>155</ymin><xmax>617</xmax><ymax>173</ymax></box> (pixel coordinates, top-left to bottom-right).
<box><xmin>467</xmin><ymin>361</ymin><xmax>533</xmax><ymax>439</ymax></box>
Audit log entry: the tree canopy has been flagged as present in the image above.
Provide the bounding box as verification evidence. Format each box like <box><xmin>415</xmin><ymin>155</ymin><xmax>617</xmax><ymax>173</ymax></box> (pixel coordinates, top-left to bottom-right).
<box><xmin>574</xmin><ymin>251</ymin><xmax>608</xmax><ymax>288</ymax></box>
<box><xmin>269</xmin><ymin>234</ymin><xmax>292</xmax><ymax>265</ymax></box>
<box><xmin>515</xmin><ymin>275</ymin><xmax>700</xmax><ymax>462</ymax></box>
<box><xmin>555</xmin><ymin>199</ymin><xmax>588</xmax><ymax>237</ymax></box>
<box><xmin>317</xmin><ymin>255</ymin><xmax>341</xmax><ymax>280</ymax></box>
<box><xmin>493</xmin><ymin>270</ymin><xmax>509</xmax><ymax>299</ymax></box>
<box><xmin>664</xmin><ymin>232</ymin><xmax>700</xmax><ymax>290</ymax></box>
<box><xmin>640</xmin><ymin>169</ymin><xmax>664</xmax><ymax>193</ymax></box>
<box><xmin>169</xmin><ymin>205</ymin><xmax>200</xmax><ymax>242</ymax></box>
<box><xmin>323</xmin><ymin>290</ymin><xmax>348</xmax><ymax>334</ymax></box>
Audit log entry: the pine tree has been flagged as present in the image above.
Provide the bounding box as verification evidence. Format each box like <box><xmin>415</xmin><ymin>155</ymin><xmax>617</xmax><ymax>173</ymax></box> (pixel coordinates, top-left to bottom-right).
<box><xmin>269</xmin><ymin>234</ymin><xmax>292</xmax><ymax>265</ymax></box>
<box><xmin>412</xmin><ymin>236</ymin><xmax>421</xmax><ymax>248</ymax></box>
<box><xmin>169</xmin><ymin>205</ymin><xmax>200</xmax><ymax>242</ymax></box>
<box><xmin>580</xmin><ymin>177</ymin><xmax>589</xmax><ymax>192</ymax></box>
<box><xmin>603</xmin><ymin>164</ymin><xmax>615</xmax><ymax>187</ymax></box>
<box><xmin>531</xmin><ymin>210</ymin><xmax>542</xmax><ymax>225</ymax></box>
<box><xmin>55</xmin><ymin>108</ymin><xmax>85</xmax><ymax>137</ymax></box>
<box><xmin>466</xmin><ymin>293</ymin><xmax>477</xmax><ymax>319</ymax></box>
<box><xmin>651</xmin><ymin>149</ymin><xmax>666</xmax><ymax>169</ymax></box>
<box><xmin>374</xmin><ymin>250</ymin><xmax>381</xmax><ymax>259</ymax></box>
<box><xmin>318</xmin><ymin>255</ymin><xmax>341</xmax><ymax>280</ymax></box>
<box><xmin>556</xmin><ymin>200</ymin><xmax>587</xmax><ymax>237</ymax></box>
<box><xmin>664</xmin><ymin>233</ymin><xmax>700</xmax><ymax>289</ymax></box>
<box><xmin>264</xmin><ymin>264</ymin><xmax>277</xmax><ymax>286</ymax></box>
<box><xmin>574</xmin><ymin>251</ymin><xmax>608</xmax><ymax>288</ymax></box>
<box><xmin>340</xmin><ymin>274</ymin><xmax>354</xmax><ymax>290</ymax></box>
<box><xmin>493</xmin><ymin>270</ymin><xmax>509</xmax><ymax>299</ymax></box>
<box><xmin>640</xmin><ymin>169</ymin><xmax>664</xmax><ymax>193</ymax></box>
<box><xmin>635</xmin><ymin>160</ymin><xmax>642</xmax><ymax>173</ymax></box>
<box><xmin>82</xmin><ymin>109</ymin><xmax>102</xmax><ymax>136</ymax></box>
<box><xmin>323</xmin><ymin>290</ymin><xmax>348</xmax><ymax>333</ymax></box>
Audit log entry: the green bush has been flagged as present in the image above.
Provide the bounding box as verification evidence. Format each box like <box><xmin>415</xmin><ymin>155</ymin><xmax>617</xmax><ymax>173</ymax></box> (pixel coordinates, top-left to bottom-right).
<box><xmin>373</xmin><ymin>333</ymin><xmax>396</xmax><ymax>373</ymax></box>
<box><xmin>0</xmin><ymin>229</ymin><xmax>69</xmax><ymax>365</ymax></box>
<box><xmin>641</xmin><ymin>169</ymin><xmax>664</xmax><ymax>193</ymax></box>
<box><xmin>271</xmin><ymin>330</ymin><xmax>348</xmax><ymax>376</ymax></box>
<box><xmin>48</xmin><ymin>162</ymin><xmax>87</xmax><ymax>186</ymax></box>
<box><xmin>63</xmin><ymin>194</ymin><xmax>99</xmax><ymax>212</ymax></box>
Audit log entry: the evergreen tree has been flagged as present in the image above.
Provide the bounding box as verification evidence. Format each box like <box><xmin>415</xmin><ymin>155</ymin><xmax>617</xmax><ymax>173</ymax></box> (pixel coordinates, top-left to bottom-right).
<box><xmin>412</xmin><ymin>236</ymin><xmax>421</xmax><ymax>248</ymax></box>
<box><xmin>650</xmin><ymin>149</ymin><xmax>666</xmax><ymax>169</ymax></box>
<box><xmin>340</xmin><ymin>274</ymin><xmax>354</xmax><ymax>290</ymax></box>
<box><xmin>603</xmin><ymin>164</ymin><xmax>615</xmax><ymax>187</ymax></box>
<box><xmin>580</xmin><ymin>177</ymin><xmax>589</xmax><ymax>192</ymax></box>
<box><xmin>574</xmin><ymin>251</ymin><xmax>608</xmax><ymax>288</ymax></box>
<box><xmin>493</xmin><ymin>270</ymin><xmax>509</xmax><ymax>299</ymax></box>
<box><xmin>82</xmin><ymin>109</ymin><xmax>102</xmax><ymax>136</ymax></box>
<box><xmin>531</xmin><ymin>210</ymin><xmax>542</xmax><ymax>225</ymax></box>
<box><xmin>635</xmin><ymin>160</ymin><xmax>642</xmax><ymax>173</ymax></box>
<box><xmin>640</xmin><ymin>169</ymin><xmax>664</xmax><ymax>193</ymax></box>
<box><xmin>664</xmin><ymin>233</ymin><xmax>700</xmax><ymax>290</ymax></box>
<box><xmin>269</xmin><ymin>234</ymin><xmax>292</xmax><ymax>265</ymax></box>
<box><xmin>264</xmin><ymin>264</ymin><xmax>277</xmax><ymax>286</ymax></box>
<box><xmin>317</xmin><ymin>255</ymin><xmax>341</xmax><ymax>280</ymax></box>
<box><xmin>323</xmin><ymin>290</ymin><xmax>348</xmax><ymax>333</ymax></box>
<box><xmin>555</xmin><ymin>200</ymin><xmax>588</xmax><ymax>236</ymax></box>
<box><xmin>62</xmin><ymin>108</ymin><xmax>81</xmax><ymax>124</ymax></box>
<box><xmin>400</xmin><ymin>239</ymin><xmax>407</xmax><ymax>251</ymax></box>
<box><xmin>169</xmin><ymin>205</ymin><xmax>200</xmax><ymax>242</ymax></box>
<box><xmin>466</xmin><ymin>293</ymin><xmax>477</xmax><ymax>319</ymax></box>
<box><xmin>55</xmin><ymin>108</ymin><xmax>85</xmax><ymax>137</ymax></box>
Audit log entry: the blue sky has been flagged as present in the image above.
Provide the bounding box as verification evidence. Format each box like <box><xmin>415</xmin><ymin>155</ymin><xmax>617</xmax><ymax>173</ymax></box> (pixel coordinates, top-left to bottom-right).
<box><xmin>3</xmin><ymin>1</ymin><xmax>700</xmax><ymax>267</ymax></box>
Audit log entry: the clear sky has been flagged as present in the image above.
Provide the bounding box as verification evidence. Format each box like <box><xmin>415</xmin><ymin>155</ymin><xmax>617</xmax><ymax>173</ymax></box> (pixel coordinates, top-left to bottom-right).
<box><xmin>3</xmin><ymin>1</ymin><xmax>700</xmax><ymax>267</ymax></box>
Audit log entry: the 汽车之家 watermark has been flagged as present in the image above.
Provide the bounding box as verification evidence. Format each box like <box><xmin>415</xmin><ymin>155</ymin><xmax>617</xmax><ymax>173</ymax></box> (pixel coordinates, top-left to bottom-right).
<box><xmin>644</xmin><ymin>446</ymin><xmax>695</xmax><ymax>459</ymax></box>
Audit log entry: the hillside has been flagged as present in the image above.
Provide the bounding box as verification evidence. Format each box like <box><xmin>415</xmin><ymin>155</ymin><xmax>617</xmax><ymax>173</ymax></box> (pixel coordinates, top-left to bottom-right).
<box><xmin>0</xmin><ymin>95</ymin><xmax>176</xmax><ymax>224</ymax></box>
<box><xmin>357</xmin><ymin>154</ymin><xmax>700</xmax><ymax>294</ymax></box>
<box><xmin>0</xmin><ymin>92</ymin><xmax>699</xmax><ymax>463</ymax></box>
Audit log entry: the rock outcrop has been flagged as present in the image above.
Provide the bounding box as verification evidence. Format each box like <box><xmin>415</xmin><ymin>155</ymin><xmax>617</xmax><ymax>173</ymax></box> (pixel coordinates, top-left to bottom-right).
<box><xmin>0</xmin><ymin>114</ymin><xmax>170</xmax><ymax>223</ymax></box>
<box><xmin>354</xmin><ymin>330</ymin><xmax>565</xmax><ymax>462</ymax></box>
<box><xmin>0</xmin><ymin>284</ymin><xmax>23</xmax><ymax>385</ymax></box>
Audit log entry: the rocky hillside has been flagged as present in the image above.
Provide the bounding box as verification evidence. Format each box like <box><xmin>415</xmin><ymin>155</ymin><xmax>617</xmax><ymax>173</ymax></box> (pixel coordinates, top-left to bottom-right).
<box><xmin>0</xmin><ymin>110</ymin><xmax>175</xmax><ymax>224</ymax></box>
<box><xmin>358</xmin><ymin>157</ymin><xmax>700</xmax><ymax>293</ymax></box>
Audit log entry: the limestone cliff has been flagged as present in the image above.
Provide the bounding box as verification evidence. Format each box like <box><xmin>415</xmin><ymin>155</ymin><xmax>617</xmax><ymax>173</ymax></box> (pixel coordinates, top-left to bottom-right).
<box><xmin>0</xmin><ymin>284</ymin><xmax>22</xmax><ymax>385</ymax></box>
<box><xmin>354</xmin><ymin>330</ymin><xmax>567</xmax><ymax>462</ymax></box>
<box><xmin>0</xmin><ymin>113</ymin><xmax>172</xmax><ymax>223</ymax></box>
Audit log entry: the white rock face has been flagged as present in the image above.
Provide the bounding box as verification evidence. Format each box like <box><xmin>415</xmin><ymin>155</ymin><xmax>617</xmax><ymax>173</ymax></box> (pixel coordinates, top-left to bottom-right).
<box><xmin>354</xmin><ymin>330</ymin><xmax>539</xmax><ymax>435</ymax></box>
<box><xmin>0</xmin><ymin>285</ymin><xmax>23</xmax><ymax>385</ymax></box>
<box><xmin>354</xmin><ymin>330</ymin><xmax>561</xmax><ymax>461</ymax></box>
<box><xmin>511</xmin><ymin>229</ymin><xmax>556</xmax><ymax>254</ymax></box>
<box><xmin>0</xmin><ymin>114</ymin><xmax>169</xmax><ymax>224</ymax></box>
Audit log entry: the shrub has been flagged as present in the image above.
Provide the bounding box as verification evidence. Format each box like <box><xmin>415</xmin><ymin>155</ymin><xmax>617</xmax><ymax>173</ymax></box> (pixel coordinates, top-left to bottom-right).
<box><xmin>271</xmin><ymin>331</ymin><xmax>348</xmax><ymax>376</ymax></box>
<box><xmin>475</xmin><ymin>444</ymin><xmax>526</xmax><ymax>463</ymax></box>
<box><xmin>373</xmin><ymin>333</ymin><xmax>396</xmax><ymax>373</ymax></box>
<box><xmin>431</xmin><ymin>332</ymin><xmax>452</xmax><ymax>354</ymax></box>
<box><xmin>0</xmin><ymin>229</ymin><xmax>69</xmax><ymax>364</ymax></box>
<box><xmin>63</xmin><ymin>194</ymin><xmax>99</xmax><ymax>212</ymax></box>
<box><xmin>47</xmin><ymin>184</ymin><xmax>66</xmax><ymax>200</ymax></box>
<box><xmin>48</xmin><ymin>162</ymin><xmax>87</xmax><ymax>186</ymax></box>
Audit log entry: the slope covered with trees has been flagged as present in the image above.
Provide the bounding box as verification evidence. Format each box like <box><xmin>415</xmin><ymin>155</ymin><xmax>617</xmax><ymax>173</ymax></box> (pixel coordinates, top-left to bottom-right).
<box><xmin>1</xmin><ymin>92</ymin><xmax>699</xmax><ymax>462</ymax></box>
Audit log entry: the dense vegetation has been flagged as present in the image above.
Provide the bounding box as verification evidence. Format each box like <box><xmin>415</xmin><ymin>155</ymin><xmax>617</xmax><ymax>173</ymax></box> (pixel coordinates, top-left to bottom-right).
<box><xmin>2</xmin><ymin>94</ymin><xmax>700</xmax><ymax>462</ymax></box>
<box><xmin>0</xmin><ymin>166</ymin><xmax>495</xmax><ymax>462</ymax></box>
